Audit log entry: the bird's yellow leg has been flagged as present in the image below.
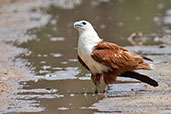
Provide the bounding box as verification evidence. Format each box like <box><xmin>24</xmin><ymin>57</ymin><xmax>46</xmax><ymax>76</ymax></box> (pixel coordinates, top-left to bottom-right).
<box><xmin>103</xmin><ymin>84</ymin><xmax>109</xmax><ymax>93</ymax></box>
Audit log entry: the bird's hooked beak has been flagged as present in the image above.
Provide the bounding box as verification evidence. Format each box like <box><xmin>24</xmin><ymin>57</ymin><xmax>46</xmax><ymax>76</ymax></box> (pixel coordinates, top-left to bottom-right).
<box><xmin>74</xmin><ymin>22</ymin><xmax>82</xmax><ymax>29</ymax></box>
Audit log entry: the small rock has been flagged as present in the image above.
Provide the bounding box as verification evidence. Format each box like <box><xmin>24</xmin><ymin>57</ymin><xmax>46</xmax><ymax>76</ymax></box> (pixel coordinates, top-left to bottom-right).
<box><xmin>159</xmin><ymin>44</ymin><xmax>166</xmax><ymax>48</ymax></box>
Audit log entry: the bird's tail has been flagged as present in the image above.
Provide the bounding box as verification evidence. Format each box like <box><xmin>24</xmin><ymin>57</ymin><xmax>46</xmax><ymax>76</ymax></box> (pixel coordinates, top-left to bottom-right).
<box><xmin>119</xmin><ymin>71</ymin><xmax>158</xmax><ymax>87</ymax></box>
<box><xmin>136</xmin><ymin>63</ymin><xmax>154</xmax><ymax>70</ymax></box>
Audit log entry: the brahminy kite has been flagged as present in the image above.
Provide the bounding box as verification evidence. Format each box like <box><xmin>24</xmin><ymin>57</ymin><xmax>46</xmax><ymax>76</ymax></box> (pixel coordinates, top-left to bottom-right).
<box><xmin>74</xmin><ymin>20</ymin><xmax>158</xmax><ymax>93</ymax></box>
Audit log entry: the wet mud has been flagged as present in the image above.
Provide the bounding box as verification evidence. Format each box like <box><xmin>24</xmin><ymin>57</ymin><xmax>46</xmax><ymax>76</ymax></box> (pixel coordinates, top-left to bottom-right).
<box><xmin>0</xmin><ymin>0</ymin><xmax>171</xmax><ymax>114</ymax></box>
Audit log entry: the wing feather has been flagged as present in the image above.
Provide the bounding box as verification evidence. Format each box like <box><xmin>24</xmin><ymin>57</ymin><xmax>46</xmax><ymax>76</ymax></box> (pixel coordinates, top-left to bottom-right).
<box><xmin>91</xmin><ymin>41</ymin><xmax>144</xmax><ymax>71</ymax></box>
<box><xmin>78</xmin><ymin>55</ymin><xmax>90</xmax><ymax>71</ymax></box>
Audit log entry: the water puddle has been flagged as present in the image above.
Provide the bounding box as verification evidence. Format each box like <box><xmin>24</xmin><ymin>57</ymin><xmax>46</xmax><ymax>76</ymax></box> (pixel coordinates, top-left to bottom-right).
<box><xmin>8</xmin><ymin>79</ymin><xmax>104</xmax><ymax>114</ymax></box>
<box><xmin>3</xmin><ymin>0</ymin><xmax>171</xmax><ymax>114</ymax></box>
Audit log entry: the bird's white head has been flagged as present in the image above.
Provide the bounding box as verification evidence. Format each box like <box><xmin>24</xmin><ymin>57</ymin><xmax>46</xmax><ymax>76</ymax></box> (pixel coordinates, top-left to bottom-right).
<box><xmin>74</xmin><ymin>20</ymin><xmax>101</xmax><ymax>44</ymax></box>
<box><xmin>74</xmin><ymin>20</ymin><xmax>95</xmax><ymax>33</ymax></box>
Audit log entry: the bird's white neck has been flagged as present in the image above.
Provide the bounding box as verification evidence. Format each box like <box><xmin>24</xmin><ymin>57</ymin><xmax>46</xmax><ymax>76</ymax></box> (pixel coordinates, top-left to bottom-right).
<box><xmin>77</xmin><ymin>29</ymin><xmax>102</xmax><ymax>60</ymax></box>
<box><xmin>77</xmin><ymin>28</ymin><xmax>109</xmax><ymax>74</ymax></box>
<box><xmin>78</xmin><ymin>29</ymin><xmax>102</xmax><ymax>47</ymax></box>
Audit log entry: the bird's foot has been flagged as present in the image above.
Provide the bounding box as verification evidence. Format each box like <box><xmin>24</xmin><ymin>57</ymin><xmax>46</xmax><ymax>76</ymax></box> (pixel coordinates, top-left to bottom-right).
<box><xmin>103</xmin><ymin>90</ymin><xmax>109</xmax><ymax>98</ymax></box>
<box><xmin>103</xmin><ymin>85</ymin><xmax>109</xmax><ymax>93</ymax></box>
<box><xmin>95</xmin><ymin>89</ymin><xmax>98</xmax><ymax>94</ymax></box>
<box><xmin>94</xmin><ymin>85</ymin><xmax>99</xmax><ymax>94</ymax></box>
<box><xmin>103</xmin><ymin>89</ymin><xmax>108</xmax><ymax>94</ymax></box>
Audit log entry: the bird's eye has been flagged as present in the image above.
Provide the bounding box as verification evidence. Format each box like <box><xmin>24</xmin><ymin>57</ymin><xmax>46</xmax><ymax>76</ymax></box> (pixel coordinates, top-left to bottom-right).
<box><xmin>82</xmin><ymin>22</ymin><xmax>86</xmax><ymax>25</ymax></box>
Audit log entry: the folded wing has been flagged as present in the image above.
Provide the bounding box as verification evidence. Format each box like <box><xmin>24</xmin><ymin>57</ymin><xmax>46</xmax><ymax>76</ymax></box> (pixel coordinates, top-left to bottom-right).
<box><xmin>91</xmin><ymin>41</ymin><xmax>150</xmax><ymax>73</ymax></box>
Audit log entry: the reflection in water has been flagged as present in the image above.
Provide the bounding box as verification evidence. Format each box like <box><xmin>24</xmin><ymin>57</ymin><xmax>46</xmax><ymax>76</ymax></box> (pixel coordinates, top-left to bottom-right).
<box><xmin>17</xmin><ymin>80</ymin><xmax>104</xmax><ymax>114</ymax></box>
<box><xmin>9</xmin><ymin>0</ymin><xmax>171</xmax><ymax>114</ymax></box>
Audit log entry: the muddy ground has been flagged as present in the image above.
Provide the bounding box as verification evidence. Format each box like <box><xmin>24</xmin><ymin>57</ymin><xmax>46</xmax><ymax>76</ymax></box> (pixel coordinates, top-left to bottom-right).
<box><xmin>0</xmin><ymin>0</ymin><xmax>171</xmax><ymax>114</ymax></box>
<box><xmin>0</xmin><ymin>0</ymin><xmax>50</xmax><ymax>110</ymax></box>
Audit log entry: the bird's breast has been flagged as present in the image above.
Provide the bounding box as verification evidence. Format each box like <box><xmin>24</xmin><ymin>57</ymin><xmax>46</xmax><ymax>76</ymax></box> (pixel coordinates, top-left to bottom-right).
<box><xmin>78</xmin><ymin>39</ymin><xmax>109</xmax><ymax>74</ymax></box>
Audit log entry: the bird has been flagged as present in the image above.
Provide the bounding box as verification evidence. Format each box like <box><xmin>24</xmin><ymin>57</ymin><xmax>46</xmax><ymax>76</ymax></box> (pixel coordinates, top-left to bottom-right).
<box><xmin>74</xmin><ymin>20</ymin><xmax>158</xmax><ymax>94</ymax></box>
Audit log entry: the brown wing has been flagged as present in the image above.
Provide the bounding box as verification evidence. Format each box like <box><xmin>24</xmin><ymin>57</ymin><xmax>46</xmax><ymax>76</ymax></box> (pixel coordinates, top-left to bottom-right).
<box><xmin>91</xmin><ymin>41</ymin><xmax>144</xmax><ymax>71</ymax></box>
<box><xmin>78</xmin><ymin>55</ymin><xmax>90</xmax><ymax>71</ymax></box>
